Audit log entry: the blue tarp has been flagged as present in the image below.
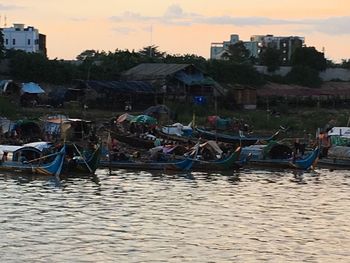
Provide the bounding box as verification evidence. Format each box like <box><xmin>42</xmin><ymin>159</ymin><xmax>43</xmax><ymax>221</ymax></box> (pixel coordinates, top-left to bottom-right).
<box><xmin>22</xmin><ymin>82</ymin><xmax>45</xmax><ymax>94</ymax></box>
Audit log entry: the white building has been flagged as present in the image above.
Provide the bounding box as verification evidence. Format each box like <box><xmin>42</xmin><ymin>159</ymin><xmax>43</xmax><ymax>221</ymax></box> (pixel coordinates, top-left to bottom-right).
<box><xmin>250</xmin><ymin>35</ymin><xmax>305</xmax><ymax>62</ymax></box>
<box><xmin>211</xmin><ymin>34</ymin><xmax>304</xmax><ymax>63</ymax></box>
<box><xmin>210</xmin><ymin>34</ymin><xmax>259</xmax><ymax>60</ymax></box>
<box><xmin>2</xmin><ymin>23</ymin><xmax>46</xmax><ymax>56</ymax></box>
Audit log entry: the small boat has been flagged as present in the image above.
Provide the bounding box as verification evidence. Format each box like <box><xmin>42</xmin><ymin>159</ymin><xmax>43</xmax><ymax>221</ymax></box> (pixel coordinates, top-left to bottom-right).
<box><xmin>317</xmin><ymin>127</ymin><xmax>350</xmax><ymax>169</ymax></box>
<box><xmin>100</xmin><ymin>156</ymin><xmax>194</xmax><ymax>172</ymax></box>
<box><xmin>64</xmin><ymin>143</ymin><xmax>102</xmax><ymax>175</ymax></box>
<box><xmin>240</xmin><ymin>143</ymin><xmax>319</xmax><ymax>170</ymax></box>
<box><xmin>192</xmin><ymin>146</ymin><xmax>243</xmax><ymax>171</ymax></box>
<box><xmin>0</xmin><ymin>144</ymin><xmax>65</xmax><ymax>176</ymax></box>
<box><xmin>317</xmin><ymin>156</ymin><xmax>350</xmax><ymax>169</ymax></box>
<box><xmin>195</xmin><ymin>127</ymin><xmax>280</xmax><ymax>146</ymax></box>
<box><xmin>113</xmin><ymin>132</ymin><xmax>156</xmax><ymax>149</ymax></box>
<box><xmin>318</xmin><ymin>145</ymin><xmax>350</xmax><ymax>169</ymax></box>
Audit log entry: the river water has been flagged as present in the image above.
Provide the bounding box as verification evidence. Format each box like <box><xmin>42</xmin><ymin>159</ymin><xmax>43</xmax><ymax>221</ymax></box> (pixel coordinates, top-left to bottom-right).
<box><xmin>0</xmin><ymin>168</ymin><xmax>349</xmax><ymax>263</ymax></box>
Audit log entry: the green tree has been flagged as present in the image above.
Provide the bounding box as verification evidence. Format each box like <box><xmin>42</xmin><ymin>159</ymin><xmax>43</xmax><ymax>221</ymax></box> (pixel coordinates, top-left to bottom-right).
<box><xmin>164</xmin><ymin>53</ymin><xmax>207</xmax><ymax>69</ymax></box>
<box><xmin>76</xmin><ymin>49</ymin><xmax>101</xmax><ymax>80</ymax></box>
<box><xmin>286</xmin><ymin>65</ymin><xmax>322</xmax><ymax>88</ymax></box>
<box><xmin>259</xmin><ymin>47</ymin><xmax>282</xmax><ymax>72</ymax></box>
<box><xmin>206</xmin><ymin>60</ymin><xmax>265</xmax><ymax>86</ymax></box>
<box><xmin>0</xmin><ymin>29</ymin><xmax>5</xmax><ymax>59</ymax></box>
<box><xmin>291</xmin><ymin>47</ymin><xmax>327</xmax><ymax>71</ymax></box>
<box><xmin>138</xmin><ymin>45</ymin><xmax>165</xmax><ymax>60</ymax></box>
<box><xmin>341</xmin><ymin>59</ymin><xmax>350</xmax><ymax>69</ymax></box>
<box><xmin>76</xmin><ymin>49</ymin><xmax>99</xmax><ymax>61</ymax></box>
<box><xmin>221</xmin><ymin>41</ymin><xmax>250</xmax><ymax>63</ymax></box>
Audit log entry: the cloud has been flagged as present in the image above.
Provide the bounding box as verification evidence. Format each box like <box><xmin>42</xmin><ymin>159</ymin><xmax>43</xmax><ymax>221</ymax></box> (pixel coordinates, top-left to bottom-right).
<box><xmin>110</xmin><ymin>4</ymin><xmax>200</xmax><ymax>26</ymax></box>
<box><xmin>0</xmin><ymin>3</ymin><xmax>24</xmax><ymax>10</ymax></box>
<box><xmin>112</xmin><ymin>27</ymin><xmax>136</xmax><ymax>35</ymax></box>
<box><xmin>69</xmin><ymin>17</ymin><xmax>88</xmax><ymax>22</ymax></box>
<box><xmin>308</xmin><ymin>17</ymin><xmax>350</xmax><ymax>35</ymax></box>
<box><xmin>110</xmin><ymin>4</ymin><xmax>350</xmax><ymax>35</ymax></box>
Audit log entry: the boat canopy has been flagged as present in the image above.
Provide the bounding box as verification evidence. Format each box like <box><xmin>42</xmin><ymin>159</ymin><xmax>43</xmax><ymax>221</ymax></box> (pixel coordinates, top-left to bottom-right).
<box><xmin>328</xmin><ymin>127</ymin><xmax>350</xmax><ymax>138</ymax></box>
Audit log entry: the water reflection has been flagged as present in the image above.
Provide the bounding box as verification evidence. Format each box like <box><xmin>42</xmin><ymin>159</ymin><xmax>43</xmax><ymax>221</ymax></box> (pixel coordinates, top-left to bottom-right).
<box><xmin>0</xmin><ymin>168</ymin><xmax>349</xmax><ymax>262</ymax></box>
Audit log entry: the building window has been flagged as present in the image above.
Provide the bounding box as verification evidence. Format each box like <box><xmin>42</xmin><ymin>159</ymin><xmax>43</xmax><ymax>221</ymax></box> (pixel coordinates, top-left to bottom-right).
<box><xmin>12</xmin><ymin>39</ymin><xmax>16</xmax><ymax>45</ymax></box>
<box><xmin>5</xmin><ymin>39</ymin><xmax>8</xmax><ymax>45</ymax></box>
<box><xmin>28</xmin><ymin>39</ymin><xmax>31</xmax><ymax>45</ymax></box>
<box><xmin>35</xmin><ymin>39</ymin><xmax>39</xmax><ymax>45</ymax></box>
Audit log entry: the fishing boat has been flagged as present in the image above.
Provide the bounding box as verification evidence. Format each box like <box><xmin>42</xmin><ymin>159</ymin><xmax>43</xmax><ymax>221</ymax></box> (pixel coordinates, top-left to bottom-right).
<box><xmin>195</xmin><ymin>127</ymin><xmax>280</xmax><ymax>146</ymax></box>
<box><xmin>112</xmin><ymin>132</ymin><xmax>157</xmax><ymax>149</ymax></box>
<box><xmin>192</xmin><ymin>146</ymin><xmax>243</xmax><ymax>171</ymax></box>
<box><xmin>0</xmin><ymin>144</ymin><xmax>65</xmax><ymax>176</ymax></box>
<box><xmin>317</xmin><ymin>127</ymin><xmax>350</xmax><ymax>169</ymax></box>
<box><xmin>100</xmin><ymin>156</ymin><xmax>194</xmax><ymax>172</ymax></box>
<box><xmin>64</xmin><ymin>143</ymin><xmax>102</xmax><ymax>175</ymax></box>
<box><xmin>240</xmin><ymin>143</ymin><xmax>319</xmax><ymax>170</ymax></box>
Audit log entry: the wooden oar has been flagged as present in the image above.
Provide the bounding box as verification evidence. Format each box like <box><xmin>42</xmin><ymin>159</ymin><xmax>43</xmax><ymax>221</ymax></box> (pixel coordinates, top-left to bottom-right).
<box><xmin>25</xmin><ymin>151</ymin><xmax>61</xmax><ymax>164</ymax></box>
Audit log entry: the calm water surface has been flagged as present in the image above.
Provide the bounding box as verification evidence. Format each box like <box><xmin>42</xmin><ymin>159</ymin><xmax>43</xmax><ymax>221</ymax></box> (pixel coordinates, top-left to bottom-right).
<box><xmin>0</xmin><ymin>168</ymin><xmax>350</xmax><ymax>262</ymax></box>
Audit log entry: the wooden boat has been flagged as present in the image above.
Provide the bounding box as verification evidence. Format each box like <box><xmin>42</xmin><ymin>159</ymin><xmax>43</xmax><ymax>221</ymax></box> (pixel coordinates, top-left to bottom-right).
<box><xmin>192</xmin><ymin>146</ymin><xmax>243</xmax><ymax>171</ymax></box>
<box><xmin>240</xmin><ymin>144</ymin><xmax>319</xmax><ymax>170</ymax></box>
<box><xmin>113</xmin><ymin>132</ymin><xmax>156</xmax><ymax>149</ymax></box>
<box><xmin>99</xmin><ymin>156</ymin><xmax>194</xmax><ymax>172</ymax></box>
<box><xmin>316</xmin><ymin>127</ymin><xmax>350</xmax><ymax>169</ymax></box>
<box><xmin>317</xmin><ymin>145</ymin><xmax>350</xmax><ymax>169</ymax></box>
<box><xmin>195</xmin><ymin>127</ymin><xmax>279</xmax><ymax>146</ymax></box>
<box><xmin>0</xmin><ymin>144</ymin><xmax>65</xmax><ymax>176</ymax></box>
<box><xmin>317</xmin><ymin>157</ymin><xmax>350</xmax><ymax>169</ymax></box>
<box><xmin>64</xmin><ymin>143</ymin><xmax>102</xmax><ymax>174</ymax></box>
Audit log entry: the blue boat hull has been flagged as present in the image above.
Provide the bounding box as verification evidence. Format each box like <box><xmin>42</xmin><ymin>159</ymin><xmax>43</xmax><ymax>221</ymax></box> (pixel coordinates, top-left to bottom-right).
<box><xmin>0</xmin><ymin>146</ymin><xmax>66</xmax><ymax>176</ymax></box>
<box><xmin>246</xmin><ymin>147</ymin><xmax>319</xmax><ymax>170</ymax></box>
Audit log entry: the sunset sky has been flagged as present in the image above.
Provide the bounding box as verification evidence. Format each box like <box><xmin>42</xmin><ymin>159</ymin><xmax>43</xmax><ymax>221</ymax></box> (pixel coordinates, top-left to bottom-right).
<box><xmin>1</xmin><ymin>0</ymin><xmax>350</xmax><ymax>62</ymax></box>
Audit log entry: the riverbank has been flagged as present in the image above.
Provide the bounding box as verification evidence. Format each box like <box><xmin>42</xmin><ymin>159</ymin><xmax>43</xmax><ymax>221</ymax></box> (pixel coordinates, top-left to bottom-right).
<box><xmin>2</xmin><ymin>94</ymin><xmax>349</xmax><ymax>137</ymax></box>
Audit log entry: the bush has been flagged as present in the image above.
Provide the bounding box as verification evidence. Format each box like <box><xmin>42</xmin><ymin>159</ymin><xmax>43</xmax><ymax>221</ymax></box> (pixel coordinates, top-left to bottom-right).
<box><xmin>0</xmin><ymin>96</ymin><xmax>18</xmax><ymax>118</ymax></box>
<box><xmin>286</xmin><ymin>65</ymin><xmax>322</xmax><ymax>88</ymax></box>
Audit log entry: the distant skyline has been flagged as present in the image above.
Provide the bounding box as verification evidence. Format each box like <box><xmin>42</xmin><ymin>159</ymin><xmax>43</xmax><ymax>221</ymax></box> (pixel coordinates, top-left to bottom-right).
<box><xmin>1</xmin><ymin>0</ymin><xmax>350</xmax><ymax>62</ymax></box>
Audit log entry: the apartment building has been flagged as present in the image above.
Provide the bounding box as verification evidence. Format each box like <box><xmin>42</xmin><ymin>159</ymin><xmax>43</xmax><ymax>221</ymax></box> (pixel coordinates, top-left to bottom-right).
<box><xmin>1</xmin><ymin>23</ymin><xmax>46</xmax><ymax>56</ymax></box>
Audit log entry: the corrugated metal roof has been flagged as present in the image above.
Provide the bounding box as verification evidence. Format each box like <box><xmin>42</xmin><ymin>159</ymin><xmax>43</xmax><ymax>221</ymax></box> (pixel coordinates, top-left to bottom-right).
<box><xmin>122</xmin><ymin>63</ymin><xmax>191</xmax><ymax>79</ymax></box>
<box><xmin>85</xmin><ymin>80</ymin><xmax>155</xmax><ymax>94</ymax></box>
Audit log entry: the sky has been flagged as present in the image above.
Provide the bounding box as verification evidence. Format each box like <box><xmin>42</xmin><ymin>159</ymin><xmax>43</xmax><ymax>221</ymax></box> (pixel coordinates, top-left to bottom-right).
<box><xmin>1</xmin><ymin>0</ymin><xmax>350</xmax><ymax>62</ymax></box>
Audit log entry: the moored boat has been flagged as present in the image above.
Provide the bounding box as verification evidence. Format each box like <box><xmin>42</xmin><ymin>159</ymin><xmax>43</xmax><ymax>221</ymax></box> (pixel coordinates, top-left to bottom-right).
<box><xmin>0</xmin><ymin>144</ymin><xmax>65</xmax><ymax>176</ymax></box>
<box><xmin>64</xmin><ymin>143</ymin><xmax>102</xmax><ymax>175</ymax></box>
<box><xmin>317</xmin><ymin>127</ymin><xmax>350</xmax><ymax>169</ymax></box>
<box><xmin>99</xmin><ymin>156</ymin><xmax>194</xmax><ymax>172</ymax></box>
<box><xmin>195</xmin><ymin>127</ymin><xmax>280</xmax><ymax>146</ymax></box>
<box><xmin>192</xmin><ymin>146</ymin><xmax>243</xmax><ymax>171</ymax></box>
<box><xmin>240</xmin><ymin>143</ymin><xmax>319</xmax><ymax>170</ymax></box>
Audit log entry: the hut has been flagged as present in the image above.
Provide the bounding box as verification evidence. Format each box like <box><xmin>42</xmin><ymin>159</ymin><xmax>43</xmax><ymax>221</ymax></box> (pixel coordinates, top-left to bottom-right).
<box><xmin>73</xmin><ymin>80</ymin><xmax>155</xmax><ymax>110</ymax></box>
<box><xmin>121</xmin><ymin>63</ymin><xmax>225</xmax><ymax>103</ymax></box>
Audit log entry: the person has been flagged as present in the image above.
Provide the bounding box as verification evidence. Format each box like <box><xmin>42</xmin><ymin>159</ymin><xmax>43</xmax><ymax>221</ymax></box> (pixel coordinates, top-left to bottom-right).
<box><xmin>2</xmin><ymin>152</ymin><xmax>8</xmax><ymax>162</ymax></box>
<box><xmin>294</xmin><ymin>138</ymin><xmax>300</xmax><ymax>155</ymax></box>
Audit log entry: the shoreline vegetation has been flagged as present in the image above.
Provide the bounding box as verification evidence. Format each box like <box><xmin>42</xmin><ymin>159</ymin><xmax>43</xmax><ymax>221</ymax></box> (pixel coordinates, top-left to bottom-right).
<box><xmin>1</xmin><ymin>96</ymin><xmax>348</xmax><ymax>139</ymax></box>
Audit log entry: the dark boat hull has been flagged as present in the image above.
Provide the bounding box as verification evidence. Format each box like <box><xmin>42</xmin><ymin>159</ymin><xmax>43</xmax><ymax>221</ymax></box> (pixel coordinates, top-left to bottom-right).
<box><xmin>195</xmin><ymin>128</ymin><xmax>279</xmax><ymax>146</ymax></box>
<box><xmin>318</xmin><ymin>157</ymin><xmax>350</xmax><ymax>169</ymax></box>
<box><xmin>100</xmin><ymin>157</ymin><xmax>193</xmax><ymax>172</ymax></box>
<box><xmin>192</xmin><ymin>147</ymin><xmax>242</xmax><ymax>171</ymax></box>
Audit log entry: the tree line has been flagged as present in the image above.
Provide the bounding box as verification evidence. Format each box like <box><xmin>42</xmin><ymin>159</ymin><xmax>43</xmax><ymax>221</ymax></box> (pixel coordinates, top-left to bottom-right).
<box><xmin>1</xmin><ymin>29</ymin><xmax>349</xmax><ymax>88</ymax></box>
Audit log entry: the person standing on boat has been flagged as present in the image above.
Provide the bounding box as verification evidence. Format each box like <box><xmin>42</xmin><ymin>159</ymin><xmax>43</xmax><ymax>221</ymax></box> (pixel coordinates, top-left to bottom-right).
<box><xmin>294</xmin><ymin>138</ymin><xmax>300</xmax><ymax>155</ymax></box>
